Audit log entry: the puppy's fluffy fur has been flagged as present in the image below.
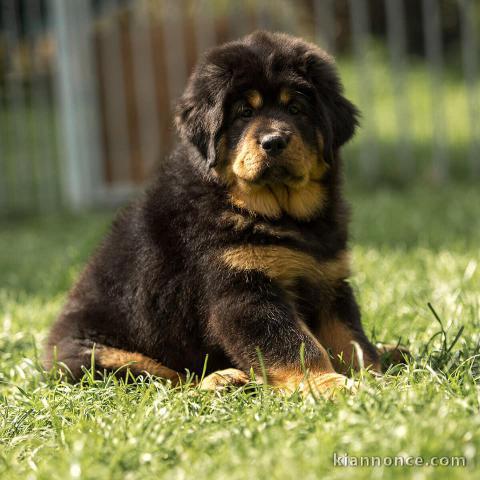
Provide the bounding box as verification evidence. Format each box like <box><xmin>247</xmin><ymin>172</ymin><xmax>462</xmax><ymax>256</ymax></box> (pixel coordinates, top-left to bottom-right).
<box><xmin>44</xmin><ymin>32</ymin><xmax>387</xmax><ymax>394</ymax></box>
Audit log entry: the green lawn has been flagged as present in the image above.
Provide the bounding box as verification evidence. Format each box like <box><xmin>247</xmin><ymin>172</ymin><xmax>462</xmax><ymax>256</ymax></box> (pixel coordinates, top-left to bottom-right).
<box><xmin>1</xmin><ymin>183</ymin><xmax>480</xmax><ymax>479</ymax></box>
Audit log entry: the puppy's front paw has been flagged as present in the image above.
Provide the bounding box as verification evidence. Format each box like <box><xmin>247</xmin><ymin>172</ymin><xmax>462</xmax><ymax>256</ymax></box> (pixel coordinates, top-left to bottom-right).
<box><xmin>199</xmin><ymin>368</ymin><xmax>250</xmax><ymax>391</ymax></box>
<box><xmin>272</xmin><ymin>370</ymin><xmax>357</xmax><ymax>399</ymax></box>
<box><xmin>300</xmin><ymin>372</ymin><xmax>357</xmax><ymax>398</ymax></box>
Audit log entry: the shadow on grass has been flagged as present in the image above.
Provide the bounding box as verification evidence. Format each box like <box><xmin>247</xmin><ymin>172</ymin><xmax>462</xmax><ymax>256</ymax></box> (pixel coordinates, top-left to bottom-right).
<box><xmin>347</xmin><ymin>181</ymin><xmax>480</xmax><ymax>252</ymax></box>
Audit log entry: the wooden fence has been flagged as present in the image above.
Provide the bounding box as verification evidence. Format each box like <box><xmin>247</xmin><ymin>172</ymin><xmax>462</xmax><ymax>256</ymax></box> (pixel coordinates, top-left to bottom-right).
<box><xmin>0</xmin><ymin>0</ymin><xmax>479</xmax><ymax>216</ymax></box>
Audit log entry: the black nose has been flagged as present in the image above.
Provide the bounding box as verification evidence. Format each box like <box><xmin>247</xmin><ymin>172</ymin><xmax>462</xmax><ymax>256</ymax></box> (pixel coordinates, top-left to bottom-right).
<box><xmin>260</xmin><ymin>133</ymin><xmax>289</xmax><ymax>155</ymax></box>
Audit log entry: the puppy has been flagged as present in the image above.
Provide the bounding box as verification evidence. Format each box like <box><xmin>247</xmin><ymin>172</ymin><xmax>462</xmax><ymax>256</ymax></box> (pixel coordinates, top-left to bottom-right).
<box><xmin>44</xmin><ymin>31</ymin><xmax>396</xmax><ymax>396</ymax></box>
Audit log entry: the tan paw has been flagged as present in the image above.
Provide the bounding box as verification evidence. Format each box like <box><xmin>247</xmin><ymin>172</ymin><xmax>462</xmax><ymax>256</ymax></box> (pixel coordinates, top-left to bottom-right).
<box><xmin>199</xmin><ymin>368</ymin><xmax>250</xmax><ymax>391</ymax></box>
<box><xmin>273</xmin><ymin>371</ymin><xmax>357</xmax><ymax>399</ymax></box>
<box><xmin>301</xmin><ymin>372</ymin><xmax>357</xmax><ymax>398</ymax></box>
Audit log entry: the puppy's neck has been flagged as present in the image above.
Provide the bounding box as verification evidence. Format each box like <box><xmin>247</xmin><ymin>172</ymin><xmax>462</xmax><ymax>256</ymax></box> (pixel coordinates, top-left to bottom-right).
<box><xmin>228</xmin><ymin>180</ymin><xmax>327</xmax><ymax>221</ymax></box>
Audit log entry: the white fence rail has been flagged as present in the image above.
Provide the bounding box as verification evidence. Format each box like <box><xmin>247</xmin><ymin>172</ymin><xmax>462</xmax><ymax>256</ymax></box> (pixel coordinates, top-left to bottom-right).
<box><xmin>0</xmin><ymin>0</ymin><xmax>479</xmax><ymax>216</ymax></box>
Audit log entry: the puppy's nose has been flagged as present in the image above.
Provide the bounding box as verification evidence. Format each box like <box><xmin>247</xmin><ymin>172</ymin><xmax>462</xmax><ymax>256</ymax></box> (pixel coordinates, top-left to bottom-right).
<box><xmin>260</xmin><ymin>133</ymin><xmax>289</xmax><ymax>156</ymax></box>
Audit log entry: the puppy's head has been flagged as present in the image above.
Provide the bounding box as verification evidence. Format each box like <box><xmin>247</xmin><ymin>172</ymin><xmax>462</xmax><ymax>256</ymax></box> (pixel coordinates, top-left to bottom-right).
<box><xmin>176</xmin><ymin>31</ymin><xmax>359</xmax><ymax>219</ymax></box>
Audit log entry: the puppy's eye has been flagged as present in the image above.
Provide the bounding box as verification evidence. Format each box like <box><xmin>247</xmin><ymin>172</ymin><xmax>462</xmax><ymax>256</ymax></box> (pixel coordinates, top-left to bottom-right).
<box><xmin>288</xmin><ymin>104</ymin><xmax>300</xmax><ymax>115</ymax></box>
<box><xmin>240</xmin><ymin>107</ymin><xmax>254</xmax><ymax>119</ymax></box>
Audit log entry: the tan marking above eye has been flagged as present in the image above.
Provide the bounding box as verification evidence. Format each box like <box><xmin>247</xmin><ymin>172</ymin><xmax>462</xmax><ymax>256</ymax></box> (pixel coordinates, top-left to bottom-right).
<box><xmin>279</xmin><ymin>88</ymin><xmax>292</xmax><ymax>105</ymax></box>
<box><xmin>245</xmin><ymin>90</ymin><xmax>263</xmax><ymax>109</ymax></box>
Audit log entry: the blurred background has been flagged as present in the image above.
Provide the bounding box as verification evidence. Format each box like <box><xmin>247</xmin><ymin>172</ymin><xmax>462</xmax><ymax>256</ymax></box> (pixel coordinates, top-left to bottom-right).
<box><xmin>0</xmin><ymin>0</ymin><xmax>479</xmax><ymax>217</ymax></box>
<box><xmin>1</xmin><ymin>4</ymin><xmax>479</xmax><ymax>475</ymax></box>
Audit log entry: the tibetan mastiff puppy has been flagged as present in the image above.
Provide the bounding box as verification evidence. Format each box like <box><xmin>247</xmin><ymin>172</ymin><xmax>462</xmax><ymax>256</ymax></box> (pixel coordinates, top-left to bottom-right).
<box><xmin>44</xmin><ymin>31</ymin><xmax>402</xmax><ymax>396</ymax></box>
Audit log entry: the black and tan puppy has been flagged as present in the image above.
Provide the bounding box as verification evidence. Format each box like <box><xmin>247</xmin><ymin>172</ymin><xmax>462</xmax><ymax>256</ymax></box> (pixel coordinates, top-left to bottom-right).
<box><xmin>45</xmin><ymin>31</ymin><xmax>394</xmax><ymax>396</ymax></box>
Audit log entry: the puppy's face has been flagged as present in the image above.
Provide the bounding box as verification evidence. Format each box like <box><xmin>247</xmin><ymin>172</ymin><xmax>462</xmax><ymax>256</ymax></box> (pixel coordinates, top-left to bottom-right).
<box><xmin>220</xmin><ymin>87</ymin><xmax>325</xmax><ymax>189</ymax></box>
<box><xmin>176</xmin><ymin>32</ymin><xmax>359</xmax><ymax>219</ymax></box>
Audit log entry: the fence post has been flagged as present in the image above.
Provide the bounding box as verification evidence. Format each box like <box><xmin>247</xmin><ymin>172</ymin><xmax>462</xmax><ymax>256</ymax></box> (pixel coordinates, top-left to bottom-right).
<box><xmin>313</xmin><ymin>0</ymin><xmax>336</xmax><ymax>55</ymax></box>
<box><xmin>385</xmin><ymin>0</ymin><xmax>412</xmax><ymax>178</ymax></box>
<box><xmin>1</xmin><ymin>0</ymin><xmax>33</xmax><ymax>212</ymax></box>
<box><xmin>0</xmin><ymin>109</ymin><xmax>5</xmax><ymax>215</ymax></box>
<box><xmin>130</xmin><ymin>0</ymin><xmax>162</xmax><ymax>176</ymax></box>
<box><xmin>195</xmin><ymin>0</ymin><xmax>216</xmax><ymax>56</ymax></box>
<box><xmin>459</xmin><ymin>0</ymin><xmax>480</xmax><ymax>176</ymax></box>
<box><xmin>26</xmin><ymin>0</ymin><xmax>61</xmax><ymax>212</ymax></box>
<box><xmin>349</xmin><ymin>0</ymin><xmax>378</xmax><ymax>180</ymax></box>
<box><xmin>51</xmin><ymin>0</ymin><xmax>102</xmax><ymax>210</ymax></box>
<box><xmin>162</xmin><ymin>0</ymin><xmax>187</xmax><ymax>104</ymax></box>
<box><xmin>422</xmin><ymin>0</ymin><xmax>448</xmax><ymax>181</ymax></box>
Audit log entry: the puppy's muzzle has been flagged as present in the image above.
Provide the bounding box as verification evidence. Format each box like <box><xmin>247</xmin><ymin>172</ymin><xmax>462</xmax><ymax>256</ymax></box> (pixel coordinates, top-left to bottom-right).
<box><xmin>259</xmin><ymin>164</ymin><xmax>303</xmax><ymax>184</ymax></box>
<box><xmin>260</xmin><ymin>132</ymin><xmax>290</xmax><ymax>156</ymax></box>
<box><xmin>251</xmin><ymin>131</ymin><xmax>300</xmax><ymax>184</ymax></box>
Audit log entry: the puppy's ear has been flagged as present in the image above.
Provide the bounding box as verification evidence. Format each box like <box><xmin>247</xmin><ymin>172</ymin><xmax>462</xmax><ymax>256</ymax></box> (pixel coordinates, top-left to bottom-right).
<box><xmin>303</xmin><ymin>49</ymin><xmax>359</xmax><ymax>163</ymax></box>
<box><xmin>175</xmin><ymin>84</ymin><xmax>225</xmax><ymax>168</ymax></box>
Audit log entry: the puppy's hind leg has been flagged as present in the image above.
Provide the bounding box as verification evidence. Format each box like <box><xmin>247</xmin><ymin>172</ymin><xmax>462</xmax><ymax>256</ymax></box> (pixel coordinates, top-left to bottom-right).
<box><xmin>43</xmin><ymin>338</ymin><xmax>185</xmax><ymax>384</ymax></box>
<box><xmin>43</xmin><ymin>336</ymin><xmax>95</xmax><ymax>380</ymax></box>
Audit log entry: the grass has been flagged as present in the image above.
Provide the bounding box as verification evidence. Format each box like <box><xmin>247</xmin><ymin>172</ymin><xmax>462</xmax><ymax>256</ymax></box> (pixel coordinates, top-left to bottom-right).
<box><xmin>1</xmin><ymin>183</ymin><xmax>480</xmax><ymax>479</ymax></box>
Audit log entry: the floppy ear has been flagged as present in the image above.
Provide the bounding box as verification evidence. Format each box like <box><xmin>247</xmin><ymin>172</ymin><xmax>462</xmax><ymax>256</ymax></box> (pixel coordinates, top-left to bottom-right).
<box><xmin>175</xmin><ymin>85</ymin><xmax>225</xmax><ymax>168</ymax></box>
<box><xmin>326</xmin><ymin>93</ymin><xmax>359</xmax><ymax>149</ymax></box>
<box><xmin>303</xmin><ymin>50</ymin><xmax>360</xmax><ymax>163</ymax></box>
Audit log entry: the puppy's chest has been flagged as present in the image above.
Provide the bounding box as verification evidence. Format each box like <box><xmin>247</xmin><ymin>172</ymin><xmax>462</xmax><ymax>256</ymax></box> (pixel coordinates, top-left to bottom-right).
<box><xmin>218</xmin><ymin>212</ymin><xmax>349</xmax><ymax>291</ymax></box>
